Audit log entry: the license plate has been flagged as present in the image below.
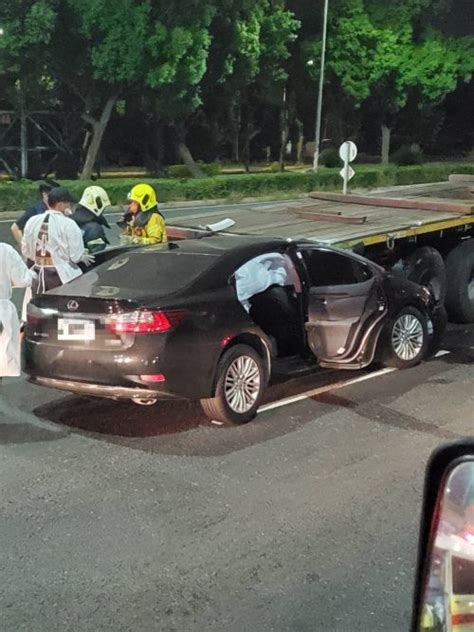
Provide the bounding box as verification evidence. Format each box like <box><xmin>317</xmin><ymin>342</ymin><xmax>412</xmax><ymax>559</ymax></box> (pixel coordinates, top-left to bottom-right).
<box><xmin>58</xmin><ymin>318</ymin><xmax>95</xmax><ymax>341</ymax></box>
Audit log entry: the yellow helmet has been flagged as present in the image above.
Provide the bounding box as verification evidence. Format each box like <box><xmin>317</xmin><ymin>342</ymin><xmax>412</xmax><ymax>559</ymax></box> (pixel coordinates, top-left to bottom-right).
<box><xmin>128</xmin><ymin>183</ymin><xmax>157</xmax><ymax>212</ymax></box>
<box><xmin>79</xmin><ymin>185</ymin><xmax>111</xmax><ymax>217</ymax></box>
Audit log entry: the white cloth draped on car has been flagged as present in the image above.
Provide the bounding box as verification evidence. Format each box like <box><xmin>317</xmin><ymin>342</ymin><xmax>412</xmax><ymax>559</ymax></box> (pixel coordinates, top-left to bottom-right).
<box><xmin>235</xmin><ymin>253</ymin><xmax>291</xmax><ymax>312</ymax></box>
<box><xmin>0</xmin><ymin>243</ymin><xmax>36</xmax><ymax>377</ymax></box>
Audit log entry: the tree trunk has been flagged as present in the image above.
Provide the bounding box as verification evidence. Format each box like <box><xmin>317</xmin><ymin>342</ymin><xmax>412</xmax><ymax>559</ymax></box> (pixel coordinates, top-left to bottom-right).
<box><xmin>229</xmin><ymin>100</ymin><xmax>241</xmax><ymax>163</ymax></box>
<box><xmin>174</xmin><ymin>122</ymin><xmax>205</xmax><ymax>178</ymax></box>
<box><xmin>80</xmin><ymin>94</ymin><xmax>117</xmax><ymax>180</ymax></box>
<box><xmin>146</xmin><ymin>117</ymin><xmax>165</xmax><ymax>176</ymax></box>
<box><xmin>242</xmin><ymin>121</ymin><xmax>251</xmax><ymax>173</ymax></box>
<box><xmin>242</xmin><ymin>123</ymin><xmax>260</xmax><ymax>173</ymax></box>
<box><xmin>177</xmin><ymin>142</ymin><xmax>205</xmax><ymax>178</ymax></box>
<box><xmin>278</xmin><ymin>87</ymin><xmax>289</xmax><ymax>172</ymax></box>
<box><xmin>155</xmin><ymin>118</ymin><xmax>165</xmax><ymax>174</ymax></box>
<box><xmin>381</xmin><ymin>123</ymin><xmax>391</xmax><ymax>165</ymax></box>
<box><xmin>20</xmin><ymin>108</ymin><xmax>28</xmax><ymax>179</ymax></box>
<box><xmin>295</xmin><ymin>118</ymin><xmax>304</xmax><ymax>165</ymax></box>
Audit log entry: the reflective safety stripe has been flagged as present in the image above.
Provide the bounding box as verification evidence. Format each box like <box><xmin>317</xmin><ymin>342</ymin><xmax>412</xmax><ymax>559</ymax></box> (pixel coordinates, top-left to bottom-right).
<box><xmin>34</xmin><ymin>214</ymin><xmax>54</xmax><ymax>267</ymax></box>
<box><xmin>34</xmin><ymin>256</ymin><xmax>54</xmax><ymax>267</ymax></box>
<box><xmin>86</xmin><ymin>238</ymin><xmax>106</xmax><ymax>247</ymax></box>
<box><xmin>452</xmin><ymin>612</ymin><xmax>474</xmax><ymax>626</ymax></box>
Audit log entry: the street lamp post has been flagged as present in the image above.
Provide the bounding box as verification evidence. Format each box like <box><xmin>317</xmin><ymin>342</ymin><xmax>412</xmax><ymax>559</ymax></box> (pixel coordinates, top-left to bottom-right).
<box><xmin>312</xmin><ymin>0</ymin><xmax>329</xmax><ymax>172</ymax></box>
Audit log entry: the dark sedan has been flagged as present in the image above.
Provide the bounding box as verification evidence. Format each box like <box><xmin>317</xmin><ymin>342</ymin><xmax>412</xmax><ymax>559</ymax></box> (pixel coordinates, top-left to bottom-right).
<box><xmin>24</xmin><ymin>235</ymin><xmax>445</xmax><ymax>424</ymax></box>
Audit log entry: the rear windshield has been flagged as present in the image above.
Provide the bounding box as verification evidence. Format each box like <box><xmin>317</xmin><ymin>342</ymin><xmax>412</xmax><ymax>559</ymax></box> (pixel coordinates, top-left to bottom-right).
<box><xmin>93</xmin><ymin>250</ymin><xmax>219</xmax><ymax>292</ymax></box>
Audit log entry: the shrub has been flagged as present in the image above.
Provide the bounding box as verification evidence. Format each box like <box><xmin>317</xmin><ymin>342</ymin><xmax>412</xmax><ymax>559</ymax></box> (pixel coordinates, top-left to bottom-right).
<box><xmin>166</xmin><ymin>164</ymin><xmax>190</xmax><ymax>179</ymax></box>
<box><xmin>268</xmin><ymin>161</ymin><xmax>281</xmax><ymax>173</ymax></box>
<box><xmin>199</xmin><ymin>161</ymin><xmax>222</xmax><ymax>177</ymax></box>
<box><xmin>391</xmin><ymin>144</ymin><xmax>424</xmax><ymax>166</ymax></box>
<box><xmin>319</xmin><ymin>148</ymin><xmax>341</xmax><ymax>168</ymax></box>
<box><xmin>1</xmin><ymin>162</ymin><xmax>474</xmax><ymax>214</ymax></box>
<box><xmin>166</xmin><ymin>162</ymin><xmax>222</xmax><ymax>178</ymax></box>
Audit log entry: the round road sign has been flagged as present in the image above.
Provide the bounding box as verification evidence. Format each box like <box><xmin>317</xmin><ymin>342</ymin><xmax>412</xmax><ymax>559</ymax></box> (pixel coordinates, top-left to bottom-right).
<box><xmin>339</xmin><ymin>141</ymin><xmax>358</xmax><ymax>163</ymax></box>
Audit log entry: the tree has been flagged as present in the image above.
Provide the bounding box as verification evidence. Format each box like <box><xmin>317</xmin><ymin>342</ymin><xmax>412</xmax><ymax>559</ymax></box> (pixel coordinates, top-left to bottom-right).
<box><xmin>1</xmin><ymin>0</ymin><xmax>472</xmax><ymax>176</ymax></box>
<box><xmin>305</xmin><ymin>0</ymin><xmax>474</xmax><ymax>163</ymax></box>
<box><xmin>0</xmin><ymin>1</ymin><xmax>59</xmax><ymax>177</ymax></box>
<box><xmin>62</xmin><ymin>0</ymin><xmax>150</xmax><ymax>179</ymax></box>
<box><xmin>199</xmin><ymin>0</ymin><xmax>299</xmax><ymax>170</ymax></box>
<box><xmin>142</xmin><ymin>0</ymin><xmax>217</xmax><ymax>177</ymax></box>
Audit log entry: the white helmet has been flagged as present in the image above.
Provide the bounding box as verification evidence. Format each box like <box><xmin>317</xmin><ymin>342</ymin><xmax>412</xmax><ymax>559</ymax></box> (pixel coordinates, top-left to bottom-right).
<box><xmin>79</xmin><ymin>186</ymin><xmax>111</xmax><ymax>217</ymax></box>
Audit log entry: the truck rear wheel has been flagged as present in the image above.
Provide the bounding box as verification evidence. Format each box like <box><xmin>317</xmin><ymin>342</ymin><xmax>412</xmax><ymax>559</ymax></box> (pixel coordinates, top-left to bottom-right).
<box><xmin>403</xmin><ymin>247</ymin><xmax>446</xmax><ymax>304</ymax></box>
<box><xmin>445</xmin><ymin>240</ymin><xmax>474</xmax><ymax>323</ymax></box>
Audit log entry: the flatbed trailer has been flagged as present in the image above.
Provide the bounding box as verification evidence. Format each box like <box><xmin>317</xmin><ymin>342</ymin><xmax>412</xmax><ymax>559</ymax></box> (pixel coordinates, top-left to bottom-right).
<box><xmin>171</xmin><ymin>176</ymin><xmax>474</xmax><ymax>323</ymax></box>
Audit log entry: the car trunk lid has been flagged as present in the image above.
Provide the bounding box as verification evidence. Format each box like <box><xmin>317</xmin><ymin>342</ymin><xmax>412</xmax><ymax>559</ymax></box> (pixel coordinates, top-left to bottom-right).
<box><xmin>26</xmin><ymin>296</ymin><xmax>143</xmax><ymax>351</ymax></box>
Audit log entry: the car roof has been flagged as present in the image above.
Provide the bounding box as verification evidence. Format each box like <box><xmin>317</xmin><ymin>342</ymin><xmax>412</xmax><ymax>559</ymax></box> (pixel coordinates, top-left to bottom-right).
<box><xmin>140</xmin><ymin>234</ymin><xmax>289</xmax><ymax>256</ymax></box>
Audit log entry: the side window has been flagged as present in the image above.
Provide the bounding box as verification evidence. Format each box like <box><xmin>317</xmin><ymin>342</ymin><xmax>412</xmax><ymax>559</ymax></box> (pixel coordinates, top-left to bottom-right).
<box><xmin>353</xmin><ymin>261</ymin><xmax>373</xmax><ymax>282</ymax></box>
<box><xmin>302</xmin><ymin>249</ymin><xmax>359</xmax><ymax>286</ymax></box>
<box><xmin>234</xmin><ymin>251</ymin><xmax>302</xmax><ymax>310</ymax></box>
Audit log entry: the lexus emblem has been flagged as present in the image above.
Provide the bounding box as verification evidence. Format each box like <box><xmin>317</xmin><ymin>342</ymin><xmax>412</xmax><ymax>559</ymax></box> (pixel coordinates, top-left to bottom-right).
<box><xmin>67</xmin><ymin>300</ymin><xmax>79</xmax><ymax>312</ymax></box>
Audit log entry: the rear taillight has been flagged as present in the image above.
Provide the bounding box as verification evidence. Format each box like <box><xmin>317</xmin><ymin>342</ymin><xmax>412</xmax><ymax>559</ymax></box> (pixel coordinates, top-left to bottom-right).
<box><xmin>106</xmin><ymin>310</ymin><xmax>185</xmax><ymax>335</ymax></box>
<box><xmin>26</xmin><ymin>303</ymin><xmax>55</xmax><ymax>327</ymax></box>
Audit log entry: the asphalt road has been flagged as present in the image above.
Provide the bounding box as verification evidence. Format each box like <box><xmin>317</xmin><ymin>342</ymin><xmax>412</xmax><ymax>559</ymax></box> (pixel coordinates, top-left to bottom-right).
<box><xmin>1</xmin><ymin>203</ymin><xmax>474</xmax><ymax>631</ymax></box>
<box><xmin>0</xmin><ymin>198</ymin><xmax>289</xmax><ymax>248</ymax></box>
<box><xmin>1</xmin><ymin>324</ymin><xmax>474</xmax><ymax>631</ymax></box>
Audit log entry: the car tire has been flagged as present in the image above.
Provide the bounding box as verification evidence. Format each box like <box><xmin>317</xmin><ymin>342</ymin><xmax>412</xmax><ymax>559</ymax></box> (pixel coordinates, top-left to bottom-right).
<box><xmin>445</xmin><ymin>239</ymin><xmax>474</xmax><ymax>323</ymax></box>
<box><xmin>402</xmin><ymin>247</ymin><xmax>447</xmax><ymax>304</ymax></box>
<box><xmin>382</xmin><ymin>306</ymin><xmax>429</xmax><ymax>369</ymax></box>
<box><xmin>428</xmin><ymin>304</ymin><xmax>448</xmax><ymax>357</ymax></box>
<box><xmin>200</xmin><ymin>344</ymin><xmax>266</xmax><ymax>425</ymax></box>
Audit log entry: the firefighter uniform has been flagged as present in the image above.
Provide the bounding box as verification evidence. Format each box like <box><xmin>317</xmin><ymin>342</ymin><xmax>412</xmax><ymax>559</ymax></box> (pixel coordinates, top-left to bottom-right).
<box><xmin>72</xmin><ymin>186</ymin><xmax>112</xmax><ymax>253</ymax></box>
<box><xmin>123</xmin><ymin>184</ymin><xmax>167</xmax><ymax>245</ymax></box>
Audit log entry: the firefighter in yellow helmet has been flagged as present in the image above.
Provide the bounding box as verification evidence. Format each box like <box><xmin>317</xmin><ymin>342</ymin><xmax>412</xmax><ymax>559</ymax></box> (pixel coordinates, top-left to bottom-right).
<box><xmin>122</xmin><ymin>184</ymin><xmax>167</xmax><ymax>245</ymax></box>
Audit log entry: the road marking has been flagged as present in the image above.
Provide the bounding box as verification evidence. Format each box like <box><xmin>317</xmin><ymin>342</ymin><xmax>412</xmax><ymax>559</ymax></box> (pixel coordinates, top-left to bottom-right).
<box><xmin>258</xmin><ymin>350</ymin><xmax>452</xmax><ymax>414</ymax></box>
<box><xmin>259</xmin><ymin>367</ymin><xmax>397</xmax><ymax>413</ymax></box>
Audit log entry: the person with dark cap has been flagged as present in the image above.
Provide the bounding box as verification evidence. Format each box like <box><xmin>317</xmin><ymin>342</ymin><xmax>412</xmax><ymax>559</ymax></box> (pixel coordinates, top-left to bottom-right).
<box><xmin>10</xmin><ymin>179</ymin><xmax>59</xmax><ymax>247</ymax></box>
<box><xmin>71</xmin><ymin>185</ymin><xmax>112</xmax><ymax>253</ymax></box>
<box><xmin>21</xmin><ymin>187</ymin><xmax>95</xmax><ymax>296</ymax></box>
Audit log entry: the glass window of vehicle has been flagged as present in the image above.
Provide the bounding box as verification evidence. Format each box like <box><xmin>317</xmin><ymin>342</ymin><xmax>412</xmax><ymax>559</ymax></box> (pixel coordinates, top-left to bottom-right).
<box><xmin>93</xmin><ymin>250</ymin><xmax>219</xmax><ymax>291</ymax></box>
<box><xmin>353</xmin><ymin>261</ymin><xmax>374</xmax><ymax>282</ymax></box>
<box><xmin>234</xmin><ymin>251</ymin><xmax>301</xmax><ymax>311</ymax></box>
<box><xmin>301</xmin><ymin>249</ymin><xmax>361</xmax><ymax>286</ymax></box>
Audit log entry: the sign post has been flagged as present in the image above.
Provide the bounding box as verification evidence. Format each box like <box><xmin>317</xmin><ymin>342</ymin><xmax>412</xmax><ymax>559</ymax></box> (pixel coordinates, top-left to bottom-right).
<box><xmin>339</xmin><ymin>141</ymin><xmax>357</xmax><ymax>195</ymax></box>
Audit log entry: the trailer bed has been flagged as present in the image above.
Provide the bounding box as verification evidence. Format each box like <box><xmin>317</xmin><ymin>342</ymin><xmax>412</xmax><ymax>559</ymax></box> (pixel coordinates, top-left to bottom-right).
<box><xmin>176</xmin><ymin>180</ymin><xmax>474</xmax><ymax>250</ymax></box>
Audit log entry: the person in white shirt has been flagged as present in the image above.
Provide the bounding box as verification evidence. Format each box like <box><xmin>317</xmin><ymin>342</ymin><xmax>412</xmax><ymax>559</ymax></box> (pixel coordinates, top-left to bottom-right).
<box><xmin>21</xmin><ymin>186</ymin><xmax>95</xmax><ymax>296</ymax></box>
<box><xmin>0</xmin><ymin>242</ymin><xmax>36</xmax><ymax>378</ymax></box>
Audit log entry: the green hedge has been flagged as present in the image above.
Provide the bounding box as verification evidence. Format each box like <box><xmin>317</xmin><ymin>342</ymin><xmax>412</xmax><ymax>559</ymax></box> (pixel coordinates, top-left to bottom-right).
<box><xmin>1</xmin><ymin>162</ymin><xmax>473</xmax><ymax>214</ymax></box>
<box><xmin>166</xmin><ymin>161</ymin><xmax>222</xmax><ymax>178</ymax></box>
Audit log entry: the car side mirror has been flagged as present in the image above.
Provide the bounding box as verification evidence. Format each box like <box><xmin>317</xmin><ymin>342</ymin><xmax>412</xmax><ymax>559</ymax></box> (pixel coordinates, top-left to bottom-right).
<box><xmin>412</xmin><ymin>440</ymin><xmax>474</xmax><ymax>631</ymax></box>
<box><xmin>228</xmin><ymin>274</ymin><xmax>236</xmax><ymax>288</ymax></box>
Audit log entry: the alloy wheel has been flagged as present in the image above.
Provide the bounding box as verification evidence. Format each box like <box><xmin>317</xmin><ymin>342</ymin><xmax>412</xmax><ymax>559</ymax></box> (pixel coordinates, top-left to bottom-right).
<box><xmin>224</xmin><ymin>355</ymin><xmax>261</xmax><ymax>414</ymax></box>
<box><xmin>391</xmin><ymin>314</ymin><xmax>424</xmax><ymax>361</ymax></box>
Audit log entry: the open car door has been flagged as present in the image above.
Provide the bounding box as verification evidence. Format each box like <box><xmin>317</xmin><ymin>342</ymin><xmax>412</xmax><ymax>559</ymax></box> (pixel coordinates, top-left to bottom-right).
<box><xmin>300</xmin><ymin>247</ymin><xmax>386</xmax><ymax>367</ymax></box>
